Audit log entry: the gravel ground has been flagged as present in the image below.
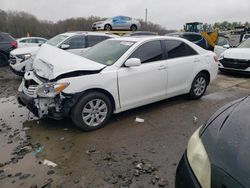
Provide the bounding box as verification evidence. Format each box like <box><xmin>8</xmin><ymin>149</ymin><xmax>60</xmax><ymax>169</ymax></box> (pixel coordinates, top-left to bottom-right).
<box><xmin>0</xmin><ymin>66</ymin><xmax>249</xmax><ymax>188</ymax></box>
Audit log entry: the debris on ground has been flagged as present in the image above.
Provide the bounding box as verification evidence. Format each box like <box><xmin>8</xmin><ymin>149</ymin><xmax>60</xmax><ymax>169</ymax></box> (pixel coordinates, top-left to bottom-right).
<box><xmin>135</xmin><ymin>117</ymin><xmax>144</xmax><ymax>123</ymax></box>
<box><xmin>193</xmin><ymin>116</ymin><xmax>198</xmax><ymax>124</ymax></box>
<box><xmin>43</xmin><ymin>160</ymin><xmax>57</xmax><ymax>167</ymax></box>
<box><xmin>32</xmin><ymin>146</ymin><xmax>44</xmax><ymax>156</ymax></box>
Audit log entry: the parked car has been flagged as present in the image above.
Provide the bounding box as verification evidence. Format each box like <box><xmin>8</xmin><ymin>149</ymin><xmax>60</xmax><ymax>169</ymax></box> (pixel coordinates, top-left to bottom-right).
<box><xmin>17</xmin><ymin>37</ymin><xmax>47</xmax><ymax>48</ymax></box>
<box><xmin>242</xmin><ymin>33</ymin><xmax>250</xmax><ymax>42</ymax></box>
<box><xmin>176</xmin><ymin>96</ymin><xmax>250</xmax><ymax>188</ymax></box>
<box><xmin>92</xmin><ymin>16</ymin><xmax>141</xmax><ymax>31</ymax></box>
<box><xmin>214</xmin><ymin>36</ymin><xmax>231</xmax><ymax>57</ymax></box>
<box><xmin>167</xmin><ymin>32</ymin><xmax>208</xmax><ymax>49</ymax></box>
<box><xmin>0</xmin><ymin>32</ymin><xmax>17</xmax><ymax>66</ymax></box>
<box><xmin>9</xmin><ymin>31</ymin><xmax>116</xmax><ymax>76</ymax></box>
<box><xmin>124</xmin><ymin>31</ymin><xmax>158</xmax><ymax>37</ymax></box>
<box><xmin>218</xmin><ymin>38</ymin><xmax>250</xmax><ymax>74</ymax></box>
<box><xmin>17</xmin><ymin>36</ymin><xmax>218</xmax><ymax>131</ymax></box>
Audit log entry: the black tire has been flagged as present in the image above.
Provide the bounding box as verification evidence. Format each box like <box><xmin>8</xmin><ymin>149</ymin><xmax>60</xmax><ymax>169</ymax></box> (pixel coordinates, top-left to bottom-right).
<box><xmin>104</xmin><ymin>24</ymin><xmax>112</xmax><ymax>31</ymax></box>
<box><xmin>189</xmin><ymin>73</ymin><xmax>208</xmax><ymax>99</ymax></box>
<box><xmin>0</xmin><ymin>53</ymin><xmax>8</xmax><ymax>67</ymax></box>
<box><xmin>130</xmin><ymin>25</ymin><xmax>137</xmax><ymax>31</ymax></box>
<box><xmin>71</xmin><ymin>92</ymin><xmax>112</xmax><ymax>131</ymax></box>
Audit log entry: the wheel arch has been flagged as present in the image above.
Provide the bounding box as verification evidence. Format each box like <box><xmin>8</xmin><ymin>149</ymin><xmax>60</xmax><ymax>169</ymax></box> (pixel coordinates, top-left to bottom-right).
<box><xmin>82</xmin><ymin>88</ymin><xmax>116</xmax><ymax>112</ymax></box>
<box><xmin>198</xmin><ymin>70</ymin><xmax>210</xmax><ymax>84</ymax></box>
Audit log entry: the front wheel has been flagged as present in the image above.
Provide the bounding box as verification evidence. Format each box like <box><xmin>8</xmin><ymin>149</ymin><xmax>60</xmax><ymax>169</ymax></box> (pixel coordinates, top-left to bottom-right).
<box><xmin>71</xmin><ymin>92</ymin><xmax>112</xmax><ymax>131</ymax></box>
<box><xmin>189</xmin><ymin>73</ymin><xmax>208</xmax><ymax>99</ymax></box>
<box><xmin>104</xmin><ymin>24</ymin><xmax>112</xmax><ymax>31</ymax></box>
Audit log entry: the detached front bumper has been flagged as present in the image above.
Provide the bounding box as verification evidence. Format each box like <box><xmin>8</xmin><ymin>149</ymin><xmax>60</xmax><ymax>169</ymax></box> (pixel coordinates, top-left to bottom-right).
<box><xmin>92</xmin><ymin>24</ymin><xmax>105</xmax><ymax>31</ymax></box>
<box><xmin>175</xmin><ymin>152</ymin><xmax>201</xmax><ymax>188</ymax></box>
<box><xmin>17</xmin><ymin>75</ymin><xmax>81</xmax><ymax>120</ymax></box>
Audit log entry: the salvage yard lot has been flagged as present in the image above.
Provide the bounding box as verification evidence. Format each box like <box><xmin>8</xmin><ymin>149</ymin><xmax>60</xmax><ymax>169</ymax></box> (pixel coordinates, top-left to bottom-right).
<box><xmin>0</xmin><ymin>66</ymin><xmax>249</xmax><ymax>188</ymax></box>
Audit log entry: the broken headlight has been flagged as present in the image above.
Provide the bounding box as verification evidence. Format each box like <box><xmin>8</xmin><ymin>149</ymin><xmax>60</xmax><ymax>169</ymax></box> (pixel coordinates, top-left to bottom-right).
<box><xmin>16</xmin><ymin>53</ymin><xmax>32</xmax><ymax>62</ymax></box>
<box><xmin>37</xmin><ymin>82</ymin><xmax>70</xmax><ymax>97</ymax></box>
<box><xmin>187</xmin><ymin>127</ymin><xmax>211</xmax><ymax>188</ymax></box>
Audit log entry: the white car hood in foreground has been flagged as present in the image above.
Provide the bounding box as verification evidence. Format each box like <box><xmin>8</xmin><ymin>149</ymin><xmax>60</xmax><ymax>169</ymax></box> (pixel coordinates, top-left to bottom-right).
<box><xmin>11</xmin><ymin>46</ymin><xmax>40</xmax><ymax>56</ymax></box>
<box><xmin>33</xmin><ymin>44</ymin><xmax>105</xmax><ymax>80</ymax></box>
<box><xmin>223</xmin><ymin>48</ymin><xmax>250</xmax><ymax>60</ymax></box>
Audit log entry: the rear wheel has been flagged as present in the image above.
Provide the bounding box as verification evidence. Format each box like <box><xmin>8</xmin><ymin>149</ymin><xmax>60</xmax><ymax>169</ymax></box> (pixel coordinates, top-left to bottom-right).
<box><xmin>71</xmin><ymin>92</ymin><xmax>112</xmax><ymax>131</ymax></box>
<box><xmin>189</xmin><ymin>73</ymin><xmax>208</xmax><ymax>99</ymax></box>
<box><xmin>104</xmin><ymin>24</ymin><xmax>112</xmax><ymax>31</ymax></box>
<box><xmin>0</xmin><ymin>53</ymin><xmax>8</xmax><ymax>67</ymax></box>
<box><xmin>130</xmin><ymin>25</ymin><xmax>137</xmax><ymax>31</ymax></box>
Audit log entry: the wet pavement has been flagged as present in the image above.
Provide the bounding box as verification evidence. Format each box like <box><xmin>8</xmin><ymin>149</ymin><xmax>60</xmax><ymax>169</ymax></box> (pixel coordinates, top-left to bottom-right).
<box><xmin>0</xmin><ymin>67</ymin><xmax>249</xmax><ymax>188</ymax></box>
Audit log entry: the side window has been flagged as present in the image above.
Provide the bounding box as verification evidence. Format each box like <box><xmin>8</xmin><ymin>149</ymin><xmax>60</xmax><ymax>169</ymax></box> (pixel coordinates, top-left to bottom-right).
<box><xmin>64</xmin><ymin>36</ymin><xmax>85</xmax><ymax>49</ymax></box>
<box><xmin>26</xmin><ymin>39</ymin><xmax>37</xmax><ymax>43</ymax></box>
<box><xmin>87</xmin><ymin>35</ymin><xmax>109</xmax><ymax>47</ymax></box>
<box><xmin>129</xmin><ymin>40</ymin><xmax>163</xmax><ymax>63</ymax></box>
<box><xmin>164</xmin><ymin>40</ymin><xmax>197</xmax><ymax>59</ymax></box>
<box><xmin>19</xmin><ymin>39</ymin><xmax>27</xmax><ymax>43</ymax></box>
<box><xmin>37</xmin><ymin>39</ymin><xmax>46</xmax><ymax>44</ymax></box>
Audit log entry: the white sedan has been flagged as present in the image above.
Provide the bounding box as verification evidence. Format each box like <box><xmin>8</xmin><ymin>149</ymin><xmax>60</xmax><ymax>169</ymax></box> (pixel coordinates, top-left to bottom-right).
<box><xmin>17</xmin><ymin>37</ymin><xmax>47</xmax><ymax>48</ymax></box>
<box><xmin>219</xmin><ymin>38</ymin><xmax>250</xmax><ymax>74</ymax></box>
<box><xmin>18</xmin><ymin>36</ymin><xmax>218</xmax><ymax>131</ymax></box>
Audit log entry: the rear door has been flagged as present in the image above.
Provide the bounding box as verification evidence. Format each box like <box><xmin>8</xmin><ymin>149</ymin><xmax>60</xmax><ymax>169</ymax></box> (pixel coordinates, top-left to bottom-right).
<box><xmin>164</xmin><ymin>39</ymin><xmax>199</xmax><ymax>96</ymax></box>
<box><xmin>118</xmin><ymin>40</ymin><xmax>168</xmax><ymax>109</ymax></box>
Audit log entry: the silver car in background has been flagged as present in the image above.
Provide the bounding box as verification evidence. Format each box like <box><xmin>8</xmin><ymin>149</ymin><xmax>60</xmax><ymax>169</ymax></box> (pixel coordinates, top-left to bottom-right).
<box><xmin>92</xmin><ymin>16</ymin><xmax>141</xmax><ymax>31</ymax></box>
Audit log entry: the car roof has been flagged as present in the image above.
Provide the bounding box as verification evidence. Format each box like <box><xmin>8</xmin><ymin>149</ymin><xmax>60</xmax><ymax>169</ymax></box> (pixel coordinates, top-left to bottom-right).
<box><xmin>168</xmin><ymin>32</ymin><xmax>201</xmax><ymax>36</ymax></box>
<box><xmin>17</xmin><ymin>37</ymin><xmax>47</xmax><ymax>40</ymax></box>
<box><xmin>61</xmin><ymin>31</ymin><xmax>117</xmax><ymax>37</ymax></box>
<box><xmin>109</xmin><ymin>35</ymin><xmax>194</xmax><ymax>43</ymax></box>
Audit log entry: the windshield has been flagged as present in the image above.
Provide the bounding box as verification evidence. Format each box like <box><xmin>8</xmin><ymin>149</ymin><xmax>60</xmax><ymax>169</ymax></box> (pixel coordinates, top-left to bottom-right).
<box><xmin>46</xmin><ymin>34</ymin><xmax>68</xmax><ymax>46</ymax></box>
<box><xmin>81</xmin><ymin>40</ymin><xmax>135</xmax><ymax>65</ymax></box>
<box><xmin>238</xmin><ymin>38</ymin><xmax>250</xmax><ymax>48</ymax></box>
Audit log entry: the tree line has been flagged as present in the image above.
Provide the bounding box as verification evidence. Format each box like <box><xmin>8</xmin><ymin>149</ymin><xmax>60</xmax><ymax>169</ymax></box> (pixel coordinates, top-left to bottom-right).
<box><xmin>0</xmin><ymin>9</ymin><xmax>249</xmax><ymax>39</ymax></box>
<box><xmin>0</xmin><ymin>9</ymin><xmax>171</xmax><ymax>38</ymax></box>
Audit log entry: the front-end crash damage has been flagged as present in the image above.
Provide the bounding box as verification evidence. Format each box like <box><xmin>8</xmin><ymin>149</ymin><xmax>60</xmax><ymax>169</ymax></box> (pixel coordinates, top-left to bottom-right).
<box><xmin>17</xmin><ymin>44</ymin><xmax>107</xmax><ymax>120</ymax></box>
<box><xmin>17</xmin><ymin>71</ymin><xmax>82</xmax><ymax>120</ymax></box>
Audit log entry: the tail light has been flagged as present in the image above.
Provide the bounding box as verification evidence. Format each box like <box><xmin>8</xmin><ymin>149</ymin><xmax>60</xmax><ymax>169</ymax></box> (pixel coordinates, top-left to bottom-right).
<box><xmin>10</xmin><ymin>41</ymin><xmax>17</xmax><ymax>49</ymax></box>
<box><xmin>213</xmin><ymin>56</ymin><xmax>218</xmax><ymax>63</ymax></box>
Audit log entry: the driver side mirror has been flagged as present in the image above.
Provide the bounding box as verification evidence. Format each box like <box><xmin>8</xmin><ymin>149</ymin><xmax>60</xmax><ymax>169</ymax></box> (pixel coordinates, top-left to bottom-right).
<box><xmin>223</xmin><ymin>44</ymin><xmax>230</xmax><ymax>49</ymax></box>
<box><xmin>60</xmin><ymin>44</ymin><xmax>70</xmax><ymax>50</ymax></box>
<box><xmin>125</xmin><ymin>58</ymin><xmax>141</xmax><ymax>67</ymax></box>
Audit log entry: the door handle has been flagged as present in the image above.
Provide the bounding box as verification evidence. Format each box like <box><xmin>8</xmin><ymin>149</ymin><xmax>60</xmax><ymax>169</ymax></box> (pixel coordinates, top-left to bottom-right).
<box><xmin>194</xmin><ymin>59</ymin><xmax>200</xmax><ymax>63</ymax></box>
<box><xmin>158</xmin><ymin>65</ymin><xmax>167</xmax><ymax>70</ymax></box>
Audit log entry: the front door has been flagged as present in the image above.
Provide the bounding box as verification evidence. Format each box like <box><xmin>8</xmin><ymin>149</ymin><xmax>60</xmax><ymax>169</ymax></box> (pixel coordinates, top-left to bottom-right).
<box><xmin>118</xmin><ymin>40</ymin><xmax>168</xmax><ymax>109</ymax></box>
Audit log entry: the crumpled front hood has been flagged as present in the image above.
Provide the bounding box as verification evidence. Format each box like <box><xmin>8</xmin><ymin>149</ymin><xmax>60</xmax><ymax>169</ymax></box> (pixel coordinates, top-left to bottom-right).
<box><xmin>11</xmin><ymin>46</ymin><xmax>40</xmax><ymax>56</ymax></box>
<box><xmin>33</xmin><ymin>44</ymin><xmax>105</xmax><ymax>80</ymax></box>
<box><xmin>223</xmin><ymin>48</ymin><xmax>250</xmax><ymax>60</ymax></box>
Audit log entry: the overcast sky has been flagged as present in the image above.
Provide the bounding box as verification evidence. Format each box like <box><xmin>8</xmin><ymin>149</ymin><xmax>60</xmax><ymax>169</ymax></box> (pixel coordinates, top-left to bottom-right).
<box><xmin>1</xmin><ymin>0</ymin><xmax>250</xmax><ymax>29</ymax></box>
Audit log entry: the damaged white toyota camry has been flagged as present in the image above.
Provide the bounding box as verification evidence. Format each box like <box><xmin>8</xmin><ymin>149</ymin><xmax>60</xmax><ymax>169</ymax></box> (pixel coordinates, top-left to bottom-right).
<box><xmin>18</xmin><ymin>36</ymin><xmax>218</xmax><ymax>131</ymax></box>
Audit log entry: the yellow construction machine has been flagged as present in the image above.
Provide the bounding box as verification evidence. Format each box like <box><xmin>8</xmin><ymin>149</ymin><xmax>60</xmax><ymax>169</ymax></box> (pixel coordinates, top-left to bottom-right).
<box><xmin>184</xmin><ymin>22</ymin><xmax>218</xmax><ymax>49</ymax></box>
